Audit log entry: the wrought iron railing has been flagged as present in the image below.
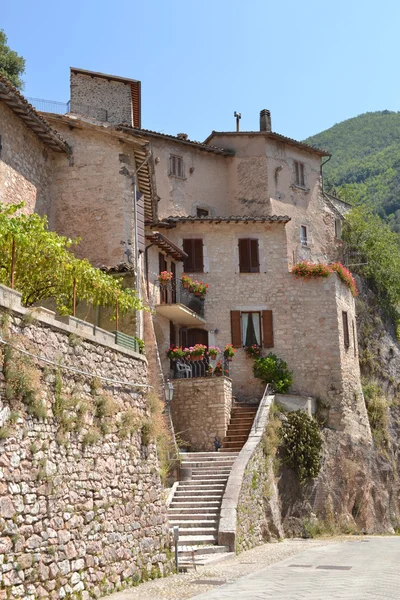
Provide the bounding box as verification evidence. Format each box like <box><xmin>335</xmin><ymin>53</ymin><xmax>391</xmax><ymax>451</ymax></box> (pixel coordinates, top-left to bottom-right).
<box><xmin>156</xmin><ymin>279</ymin><xmax>205</xmax><ymax>319</ymax></box>
<box><xmin>172</xmin><ymin>356</ymin><xmax>230</xmax><ymax>380</ymax></box>
<box><xmin>27</xmin><ymin>98</ymin><xmax>108</xmax><ymax>121</ymax></box>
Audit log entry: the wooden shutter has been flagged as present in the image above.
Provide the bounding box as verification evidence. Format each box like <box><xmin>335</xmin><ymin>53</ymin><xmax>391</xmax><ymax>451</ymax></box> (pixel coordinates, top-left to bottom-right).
<box><xmin>262</xmin><ymin>310</ymin><xmax>274</xmax><ymax>348</ymax></box>
<box><xmin>183</xmin><ymin>239</ymin><xmax>203</xmax><ymax>272</ymax></box>
<box><xmin>250</xmin><ymin>239</ymin><xmax>260</xmax><ymax>272</ymax></box>
<box><xmin>159</xmin><ymin>252</ymin><xmax>167</xmax><ymax>273</ymax></box>
<box><xmin>238</xmin><ymin>239</ymin><xmax>250</xmax><ymax>272</ymax></box>
<box><xmin>136</xmin><ymin>192</ymin><xmax>145</xmax><ymax>252</ymax></box>
<box><xmin>231</xmin><ymin>311</ymin><xmax>242</xmax><ymax>348</ymax></box>
<box><xmin>342</xmin><ymin>311</ymin><xmax>349</xmax><ymax>349</ymax></box>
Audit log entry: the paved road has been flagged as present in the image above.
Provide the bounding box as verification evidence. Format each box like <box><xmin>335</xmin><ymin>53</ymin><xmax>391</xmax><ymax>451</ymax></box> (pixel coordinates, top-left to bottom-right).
<box><xmin>192</xmin><ymin>537</ymin><xmax>400</xmax><ymax>600</ymax></box>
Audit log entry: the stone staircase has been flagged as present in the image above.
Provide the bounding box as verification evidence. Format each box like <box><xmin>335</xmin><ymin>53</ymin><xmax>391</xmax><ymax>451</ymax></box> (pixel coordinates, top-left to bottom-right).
<box><xmin>168</xmin><ymin>451</ymin><xmax>238</xmax><ymax>566</ymax></box>
<box><xmin>221</xmin><ymin>402</ymin><xmax>258</xmax><ymax>452</ymax></box>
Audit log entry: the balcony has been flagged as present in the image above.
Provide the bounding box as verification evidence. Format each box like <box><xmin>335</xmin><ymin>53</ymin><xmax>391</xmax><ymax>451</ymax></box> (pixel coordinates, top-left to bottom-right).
<box><xmin>155</xmin><ymin>279</ymin><xmax>205</xmax><ymax>326</ymax></box>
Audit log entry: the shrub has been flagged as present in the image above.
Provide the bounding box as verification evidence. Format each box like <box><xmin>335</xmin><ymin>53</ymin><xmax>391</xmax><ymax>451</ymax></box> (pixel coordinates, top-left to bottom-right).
<box><xmin>280</xmin><ymin>410</ymin><xmax>323</xmax><ymax>483</ymax></box>
<box><xmin>362</xmin><ymin>381</ymin><xmax>390</xmax><ymax>449</ymax></box>
<box><xmin>253</xmin><ymin>353</ymin><xmax>293</xmax><ymax>393</ymax></box>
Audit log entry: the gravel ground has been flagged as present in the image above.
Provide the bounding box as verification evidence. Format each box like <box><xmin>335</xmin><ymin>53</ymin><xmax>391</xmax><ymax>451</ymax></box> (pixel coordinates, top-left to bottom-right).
<box><xmin>105</xmin><ymin>538</ymin><xmax>342</xmax><ymax>600</ymax></box>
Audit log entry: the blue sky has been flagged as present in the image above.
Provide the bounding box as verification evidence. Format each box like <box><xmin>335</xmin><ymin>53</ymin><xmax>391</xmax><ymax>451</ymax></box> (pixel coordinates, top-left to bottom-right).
<box><xmin>2</xmin><ymin>0</ymin><xmax>398</xmax><ymax>142</ymax></box>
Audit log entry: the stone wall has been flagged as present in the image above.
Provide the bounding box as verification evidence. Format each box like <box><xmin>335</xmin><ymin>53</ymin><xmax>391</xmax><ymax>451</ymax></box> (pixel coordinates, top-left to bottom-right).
<box><xmin>236</xmin><ymin>443</ymin><xmax>283</xmax><ymax>552</ymax></box>
<box><xmin>70</xmin><ymin>72</ymin><xmax>132</xmax><ymax>125</ymax></box>
<box><xmin>0</xmin><ymin>287</ymin><xmax>171</xmax><ymax>600</ymax></box>
<box><xmin>170</xmin><ymin>377</ymin><xmax>232</xmax><ymax>451</ymax></box>
<box><xmin>0</xmin><ymin>101</ymin><xmax>54</xmax><ymax>216</ymax></box>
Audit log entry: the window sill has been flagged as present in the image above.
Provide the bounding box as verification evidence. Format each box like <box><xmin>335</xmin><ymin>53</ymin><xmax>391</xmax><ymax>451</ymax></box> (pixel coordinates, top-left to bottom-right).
<box><xmin>291</xmin><ymin>184</ymin><xmax>310</xmax><ymax>193</ymax></box>
<box><xmin>169</xmin><ymin>174</ymin><xmax>187</xmax><ymax>181</ymax></box>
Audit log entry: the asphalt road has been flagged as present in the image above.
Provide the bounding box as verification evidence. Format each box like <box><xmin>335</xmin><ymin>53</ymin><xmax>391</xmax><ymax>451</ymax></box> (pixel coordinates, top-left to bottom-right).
<box><xmin>192</xmin><ymin>537</ymin><xmax>400</xmax><ymax>600</ymax></box>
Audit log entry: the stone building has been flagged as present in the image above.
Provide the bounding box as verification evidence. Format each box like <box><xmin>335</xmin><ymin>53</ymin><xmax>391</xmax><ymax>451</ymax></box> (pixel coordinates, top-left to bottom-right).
<box><xmin>0</xmin><ymin>67</ymin><xmax>368</xmax><ymax>436</ymax></box>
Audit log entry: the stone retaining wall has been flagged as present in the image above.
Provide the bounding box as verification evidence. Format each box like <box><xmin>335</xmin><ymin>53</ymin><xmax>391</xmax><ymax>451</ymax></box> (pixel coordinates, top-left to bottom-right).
<box><xmin>170</xmin><ymin>377</ymin><xmax>232</xmax><ymax>451</ymax></box>
<box><xmin>0</xmin><ymin>286</ymin><xmax>171</xmax><ymax>599</ymax></box>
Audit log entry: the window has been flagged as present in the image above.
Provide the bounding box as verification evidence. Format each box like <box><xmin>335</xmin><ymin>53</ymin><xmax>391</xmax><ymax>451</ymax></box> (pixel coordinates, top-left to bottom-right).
<box><xmin>294</xmin><ymin>161</ymin><xmax>305</xmax><ymax>187</ymax></box>
<box><xmin>342</xmin><ymin>311</ymin><xmax>350</xmax><ymax>349</ymax></box>
<box><xmin>183</xmin><ymin>239</ymin><xmax>203</xmax><ymax>272</ymax></box>
<box><xmin>352</xmin><ymin>321</ymin><xmax>357</xmax><ymax>357</ymax></box>
<box><xmin>335</xmin><ymin>218</ymin><xmax>342</xmax><ymax>240</ymax></box>
<box><xmin>231</xmin><ymin>310</ymin><xmax>274</xmax><ymax>348</ymax></box>
<box><xmin>169</xmin><ymin>155</ymin><xmax>184</xmax><ymax>178</ymax></box>
<box><xmin>196</xmin><ymin>207</ymin><xmax>209</xmax><ymax>218</ymax></box>
<box><xmin>238</xmin><ymin>239</ymin><xmax>260</xmax><ymax>273</ymax></box>
<box><xmin>300</xmin><ymin>225</ymin><xmax>308</xmax><ymax>246</ymax></box>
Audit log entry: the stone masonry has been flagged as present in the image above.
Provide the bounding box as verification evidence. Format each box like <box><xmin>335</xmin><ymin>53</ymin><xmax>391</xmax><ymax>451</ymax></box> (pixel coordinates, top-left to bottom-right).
<box><xmin>170</xmin><ymin>377</ymin><xmax>232</xmax><ymax>451</ymax></box>
<box><xmin>0</xmin><ymin>288</ymin><xmax>171</xmax><ymax>600</ymax></box>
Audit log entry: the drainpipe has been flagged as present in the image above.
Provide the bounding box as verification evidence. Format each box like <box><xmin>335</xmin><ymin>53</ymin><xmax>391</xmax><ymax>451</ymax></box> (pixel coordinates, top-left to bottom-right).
<box><xmin>320</xmin><ymin>155</ymin><xmax>331</xmax><ymax>192</ymax></box>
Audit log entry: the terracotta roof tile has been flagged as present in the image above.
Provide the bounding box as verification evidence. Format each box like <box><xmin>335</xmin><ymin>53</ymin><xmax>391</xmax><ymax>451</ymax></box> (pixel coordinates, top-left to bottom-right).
<box><xmin>0</xmin><ymin>74</ymin><xmax>70</xmax><ymax>153</ymax></box>
<box><xmin>161</xmin><ymin>215</ymin><xmax>291</xmax><ymax>224</ymax></box>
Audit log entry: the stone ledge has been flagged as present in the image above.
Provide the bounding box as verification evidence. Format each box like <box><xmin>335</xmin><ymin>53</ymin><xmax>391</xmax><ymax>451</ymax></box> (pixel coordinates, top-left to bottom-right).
<box><xmin>218</xmin><ymin>394</ymin><xmax>274</xmax><ymax>551</ymax></box>
<box><xmin>0</xmin><ymin>284</ymin><xmax>146</xmax><ymax>363</ymax></box>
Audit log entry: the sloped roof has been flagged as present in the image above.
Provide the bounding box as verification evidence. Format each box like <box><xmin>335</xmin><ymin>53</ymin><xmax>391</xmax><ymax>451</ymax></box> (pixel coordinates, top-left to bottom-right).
<box><xmin>117</xmin><ymin>125</ymin><xmax>234</xmax><ymax>156</ymax></box>
<box><xmin>161</xmin><ymin>215</ymin><xmax>291</xmax><ymax>225</ymax></box>
<box><xmin>204</xmin><ymin>130</ymin><xmax>330</xmax><ymax>157</ymax></box>
<box><xmin>0</xmin><ymin>74</ymin><xmax>70</xmax><ymax>153</ymax></box>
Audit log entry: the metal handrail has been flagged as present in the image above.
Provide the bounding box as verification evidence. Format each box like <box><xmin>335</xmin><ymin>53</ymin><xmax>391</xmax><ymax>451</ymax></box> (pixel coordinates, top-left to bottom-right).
<box><xmin>156</xmin><ymin>278</ymin><xmax>205</xmax><ymax>318</ymax></box>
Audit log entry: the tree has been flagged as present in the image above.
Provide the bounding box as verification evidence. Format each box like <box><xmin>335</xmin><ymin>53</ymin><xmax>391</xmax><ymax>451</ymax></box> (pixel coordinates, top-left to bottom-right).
<box><xmin>0</xmin><ymin>30</ymin><xmax>25</xmax><ymax>89</ymax></box>
<box><xmin>0</xmin><ymin>203</ymin><xmax>143</xmax><ymax>319</ymax></box>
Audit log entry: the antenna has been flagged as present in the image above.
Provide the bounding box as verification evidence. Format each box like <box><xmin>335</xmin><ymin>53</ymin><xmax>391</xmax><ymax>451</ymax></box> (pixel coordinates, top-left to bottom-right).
<box><xmin>234</xmin><ymin>111</ymin><xmax>241</xmax><ymax>132</ymax></box>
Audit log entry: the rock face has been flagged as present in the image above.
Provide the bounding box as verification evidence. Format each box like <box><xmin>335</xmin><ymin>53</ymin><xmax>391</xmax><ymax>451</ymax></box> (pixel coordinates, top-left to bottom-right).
<box><xmin>0</xmin><ymin>305</ymin><xmax>172</xmax><ymax>599</ymax></box>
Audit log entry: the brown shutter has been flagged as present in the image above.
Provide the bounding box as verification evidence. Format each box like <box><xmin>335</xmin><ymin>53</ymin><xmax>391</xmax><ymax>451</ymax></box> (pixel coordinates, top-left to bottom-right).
<box><xmin>250</xmin><ymin>239</ymin><xmax>260</xmax><ymax>272</ymax></box>
<box><xmin>136</xmin><ymin>192</ymin><xmax>145</xmax><ymax>253</ymax></box>
<box><xmin>231</xmin><ymin>311</ymin><xmax>242</xmax><ymax>348</ymax></box>
<box><xmin>262</xmin><ymin>310</ymin><xmax>274</xmax><ymax>348</ymax></box>
<box><xmin>159</xmin><ymin>252</ymin><xmax>167</xmax><ymax>273</ymax></box>
<box><xmin>239</xmin><ymin>239</ymin><xmax>250</xmax><ymax>272</ymax></box>
<box><xmin>183</xmin><ymin>239</ymin><xmax>203</xmax><ymax>272</ymax></box>
<box><xmin>193</xmin><ymin>239</ymin><xmax>203</xmax><ymax>272</ymax></box>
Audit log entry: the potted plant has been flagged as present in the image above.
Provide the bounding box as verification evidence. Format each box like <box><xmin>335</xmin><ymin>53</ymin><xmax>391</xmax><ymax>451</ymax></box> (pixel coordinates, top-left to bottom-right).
<box><xmin>244</xmin><ymin>344</ymin><xmax>262</xmax><ymax>359</ymax></box>
<box><xmin>158</xmin><ymin>271</ymin><xmax>173</xmax><ymax>287</ymax></box>
<box><xmin>190</xmin><ymin>343</ymin><xmax>207</xmax><ymax>361</ymax></box>
<box><xmin>224</xmin><ymin>344</ymin><xmax>237</xmax><ymax>361</ymax></box>
<box><xmin>167</xmin><ymin>345</ymin><xmax>186</xmax><ymax>360</ymax></box>
<box><xmin>197</xmin><ymin>282</ymin><xmax>209</xmax><ymax>299</ymax></box>
<box><xmin>208</xmin><ymin>346</ymin><xmax>220</xmax><ymax>360</ymax></box>
<box><xmin>206</xmin><ymin>364</ymin><xmax>213</xmax><ymax>377</ymax></box>
<box><xmin>214</xmin><ymin>361</ymin><xmax>223</xmax><ymax>376</ymax></box>
<box><xmin>181</xmin><ymin>274</ymin><xmax>192</xmax><ymax>289</ymax></box>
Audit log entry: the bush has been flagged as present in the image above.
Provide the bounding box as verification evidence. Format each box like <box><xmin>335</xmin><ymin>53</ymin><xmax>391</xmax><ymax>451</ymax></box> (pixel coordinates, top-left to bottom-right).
<box><xmin>253</xmin><ymin>353</ymin><xmax>293</xmax><ymax>393</ymax></box>
<box><xmin>362</xmin><ymin>381</ymin><xmax>390</xmax><ymax>449</ymax></box>
<box><xmin>280</xmin><ymin>410</ymin><xmax>323</xmax><ymax>483</ymax></box>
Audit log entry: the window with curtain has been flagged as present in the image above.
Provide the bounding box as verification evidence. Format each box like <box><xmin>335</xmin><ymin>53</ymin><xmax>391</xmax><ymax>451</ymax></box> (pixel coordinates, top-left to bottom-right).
<box><xmin>241</xmin><ymin>312</ymin><xmax>261</xmax><ymax>347</ymax></box>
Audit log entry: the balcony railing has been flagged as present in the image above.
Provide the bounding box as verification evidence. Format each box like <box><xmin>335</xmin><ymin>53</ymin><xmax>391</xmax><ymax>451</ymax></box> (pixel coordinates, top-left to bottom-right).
<box><xmin>28</xmin><ymin>98</ymin><xmax>108</xmax><ymax>121</ymax></box>
<box><xmin>156</xmin><ymin>279</ymin><xmax>205</xmax><ymax>319</ymax></box>
<box><xmin>172</xmin><ymin>356</ymin><xmax>230</xmax><ymax>380</ymax></box>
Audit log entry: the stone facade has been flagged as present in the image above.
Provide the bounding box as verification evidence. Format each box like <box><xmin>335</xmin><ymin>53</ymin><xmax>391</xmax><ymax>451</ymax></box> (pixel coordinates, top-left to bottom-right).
<box><xmin>70</xmin><ymin>71</ymin><xmax>133</xmax><ymax>125</ymax></box>
<box><xmin>0</xmin><ymin>288</ymin><xmax>171</xmax><ymax>600</ymax></box>
<box><xmin>170</xmin><ymin>377</ymin><xmax>232</xmax><ymax>451</ymax></box>
<box><xmin>0</xmin><ymin>101</ymin><xmax>54</xmax><ymax>216</ymax></box>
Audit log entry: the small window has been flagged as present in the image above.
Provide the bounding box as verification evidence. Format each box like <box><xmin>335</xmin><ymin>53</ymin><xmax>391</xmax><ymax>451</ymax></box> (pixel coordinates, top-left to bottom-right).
<box><xmin>238</xmin><ymin>239</ymin><xmax>260</xmax><ymax>273</ymax></box>
<box><xmin>335</xmin><ymin>218</ymin><xmax>342</xmax><ymax>240</ymax></box>
<box><xmin>241</xmin><ymin>312</ymin><xmax>261</xmax><ymax>347</ymax></box>
<box><xmin>196</xmin><ymin>207</ymin><xmax>209</xmax><ymax>218</ymax></box>
<box><xmin>183</xmin><ymin>239</ymin><xmax>203</xmax><ymax>272</ymax></box>
<box><xmin>294</xmin><ymin>161</ymin><xmax>305</xmax><ymax>187</ymax></box>
<box><xmin>342</xmin><ymin>311</ymin><xmax>350</xmax><ymax>349</ymax></box>
<box><xmin>300</xmin><ymin>225</ymin><xmax>308</xmax><ymax>246</ymax></box>
<box><xmin>169</xmin><ymin>155</ymin><xmax>184</xmax><ymax>178</ymax></box>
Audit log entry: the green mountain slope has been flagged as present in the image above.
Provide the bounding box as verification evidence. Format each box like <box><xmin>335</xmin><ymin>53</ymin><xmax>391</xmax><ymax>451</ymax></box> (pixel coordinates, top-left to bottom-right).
<box><xmin>305</xmin><ymin>111</ymin><xmax>400</xmax><ymax>226</ymax></box>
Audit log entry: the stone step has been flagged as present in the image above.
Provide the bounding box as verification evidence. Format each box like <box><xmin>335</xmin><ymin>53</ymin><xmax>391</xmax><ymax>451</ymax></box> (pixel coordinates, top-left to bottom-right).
<box><xmin>223</xmin><ymin>434</ymin><xmax>248</xmax><ymax>441</ymax></box>
<box><xmin>177</xmin><ymin>483</ymin><xmax>226</xmax><ymax>491</ymax></box>
<box><xmin>177</xmin><ymin>535</ymin><xmax>217</xmax><ymax>546</ymax></box>
<box><xmin>177</xmin><ymin>545</ymin><xmax>230</xmax><ymax>558</ymax></box>
<box><xmin>220</xmin><ymin>448</ymin><xmax>243</xmax><ymax>452</ymax></box>
<box><xmin>172</xmin><ymin>526</ymin><xmax>217</xmax><ymax>536</ymax></box>
<box><xmin>181</xmin><ymin>461</ymin><xmax>236</xmax><ymax>469</ymax></box>
<box><xmin>170</xmin><ymin>501</ymin><xmax>221</xmax><ymax>509</ymax></box>
<box><xmin>181</xmin><ymin>452</ymin><xmax>239</xmax><ymax>458</ymax></box>
<box><xmin>169</xmin><ymin>520</ymin><xmax>218</xmax><ymax>528</ymax></box>
<box><xmin>168</xmin><ymin>507</ymin><xmax>219</xmax><ymax>517</ymax></box>
<box><xmin>174</xmin><ymin>490</ymin><xmax>224</xmax><ymax>498</ymax></box>
<box><xmin>190</xmin><ymin>475</ymin><xmax>229</xmax><ymax>481</ymax></box>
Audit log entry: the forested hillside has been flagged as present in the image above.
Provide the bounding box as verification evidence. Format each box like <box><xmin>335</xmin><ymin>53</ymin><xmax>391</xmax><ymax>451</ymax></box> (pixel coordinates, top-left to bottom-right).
<box><xmin>305</xmin><ymin>111</ymin><xmax>400</xmax><ymax>230</ymax></box>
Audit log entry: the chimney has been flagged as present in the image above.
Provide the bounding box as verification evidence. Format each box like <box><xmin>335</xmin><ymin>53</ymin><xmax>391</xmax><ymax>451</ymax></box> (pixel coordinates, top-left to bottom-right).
<box><xmin>177</xmin><ymin>133</ymin><xmax>188</xmax><ymax>140</ymax></box>
<box><xmin>260</xmin><ymin>109</ymin><xmax>271</xmax><ymax>132</ymax></box>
